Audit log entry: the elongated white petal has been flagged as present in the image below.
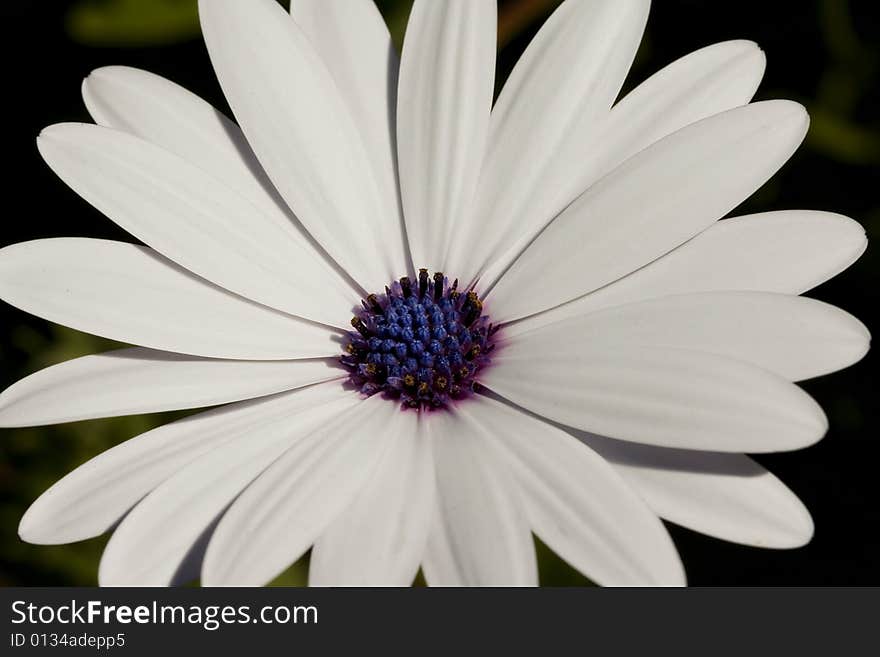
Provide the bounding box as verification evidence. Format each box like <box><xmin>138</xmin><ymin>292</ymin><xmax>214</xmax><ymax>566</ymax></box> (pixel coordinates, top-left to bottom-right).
<box><xmin>18</xmin><ymin>381</ymin><xmax>349</xmax><ymax>545</ymax></box>
<box><xmin>489</xmin><ymin>101</ymin><xmax>810</xmax><ymax>322</ymax></box>
<box><xmin>578</xmin><ymin>432</ymin><xmax>814</xmax><ymax>548</ymax></box>
<box><xmin>202</xmin><ymin>395</ymin><xmax>401</xmax><ymax>586</ymax></box>
<box><xmin>199</xmin><ymin>0</ymin><xmax>405</xmax><ymax>290</ymax></box>
<box><xmin>482</xmin><ymin>344</ymin><xmax>826</xmax><ymax>453</ymax></box>
<box><xmin>465</xmin><ymin>396</ymin><xmax>685</xmax><ymax>585</ymax></box>
<box><xmin>422</xmin><ymin>408</ymin><xmax>537</xmax><ymax>587</ymax></box>
<box><xmin>448</xmin><ymin>0</ymin><xmax>649</xmax><ymax>279</ymax></box>
<box><xmin>0</xmin><ymin>239</ymin><xmax>337</xmax><ymax>360</ymax></box>
<box><xmin>81</xmin><ymin>66</ymin><xmax>358</xmax><ymax>295</ymax></box>
<box><xmin>509</xmin><ymin>211</ymin><xmax>868</xmax><ymax>334</ymax></box>
<box><xmin>478</xmin><ymin>40</ymin><xmax>767</xmax><ymax>287</ymax></box>
<box><xmin>82</xmin><ymin>68</ymin><xmax>288</xmax><ymax>228</ymax></box>
<box><xmin>397</xmin><ymin>0</ymin><xmax>496</xmax><ymax>271</ymax></box>
<box><xmin>99</xmin><ymin>393</ymin><xmax>360</xmax><ymax>586</ymax></box>
<box><xmin>291</xmin><ymin>0</ymin><xmax>403</xmax><ymax>255</ymax></box>
<box><xmin>0</xmin><ymin>348</ymin><xmax>343</xmax><ymax>427</ymax></box>
<box><xmin>309</xmin><ymin>412</ymin><xmax>433</xmax><ymax>586</ymax></box>
<box><xmin>38</xmin><ymin>123</ymin><xmax>351</xmax><ymax>326</ymax></box>
<box><xmin>506</xmin><ymin>292</ymin><xmax>869</xmax><ymax>382</ymax></box>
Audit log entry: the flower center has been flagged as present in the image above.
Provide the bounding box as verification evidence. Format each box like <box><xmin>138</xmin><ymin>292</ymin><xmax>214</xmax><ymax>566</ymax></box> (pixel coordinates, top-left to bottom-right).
<box><xmin>341</xmin><ymin>269</ymin><xmax>496</xmax><ymax>410</ymax></box>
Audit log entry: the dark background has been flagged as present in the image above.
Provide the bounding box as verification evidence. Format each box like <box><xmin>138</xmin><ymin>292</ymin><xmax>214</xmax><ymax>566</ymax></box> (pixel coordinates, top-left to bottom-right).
<box><xmin>0</xmin><ymin>0</ymin><xmax>877</xmax><ymax>585</ymax></box>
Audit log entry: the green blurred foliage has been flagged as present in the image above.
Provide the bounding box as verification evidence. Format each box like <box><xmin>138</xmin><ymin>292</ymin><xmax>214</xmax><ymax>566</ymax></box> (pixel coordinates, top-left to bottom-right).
<box><xmin>806</xmin><ymin>0</ymin><xmax>880</xmax><ymax>163</ymax></box>
<box><xmin>67</xmin><ymin>0</ymin><xmax>201</xmax><ymax>47</ymax></box>
<box><xmin>0</xmin><ymin>326</ymin><xmax>167</xmax><ymax>585</ymax></box>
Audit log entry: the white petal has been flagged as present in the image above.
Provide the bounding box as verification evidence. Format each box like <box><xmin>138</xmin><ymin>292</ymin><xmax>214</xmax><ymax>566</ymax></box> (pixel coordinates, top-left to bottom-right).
<box><xmin>397</xmin><ymin>0</ymin><xmax>496</xmax><ymax>271</ymax></box>
<box><xmin>482</xmin><ymin>344</ymin><xmax>826</xmax><ymax>453</ymax></box>
<box><xmin>465</xmin><ymin>396</ymin><xmax>685</xmax><ymax>585</ymax></box>
<box><xmin>506</xmin><ymin>292</ymin><xmax>869</xmax><ymax>382</ymax></box>
<box><xmin>0</xmin><ymin>348</ymin><xmax>343</xmax><ymax>427</ymax></box>
<box><xmin>489</xmin><ymin>101</ymin><xmax>810</xmax><ymax>322</ymax></box>
<box><xmin>447</xmin><ymin>0</ymin><xmax>649</xmax><ymax>280</ymax></box>
<box><xmin>290</xmin><ymin>0</ymin><xmax>404</xmax><ymax>257</ymax></box>
<box><xmin>99</xmin><ymin>392</ymin><xmax>360</xmax><ymax>586</ymax></box>
<box><xmin>421</xmin><ymin>407</ymin><xmax>537</xmax><ymax>587</ymax></box>
<box><xmin>38</xmin><ymin>123</ymin><xmax>352</xmax><ymax>326</ymax></box>
<box><xmin>0</xmin><ymin>239</ymin><xmax>338</xmax><ymax>360</ymax></box>
<box><xmin>309</xmin><ymin>412</ymin><xmax>433</xmax><ymax>586</ymax></box>
<box><xmin>478</xmin><ymin>40</ymin><xmax>767</xmax><ymax>287</ymax></box>
<box><xmin>201</xmin><ymin>395</ymin><xmax>401</xmax><ymax>586</ymax></box>
<box><xmin>82</xmin><ymin>68</ymin><xmax>290</xmax><ymax>230</ymax></box>
<box><xmin>82</xmin><ymin>65</ymin><xmax>357</xmax><ymax>296</ymax></box>
<box><xmin>578</xmin><ymin>432</ymin><xmax>814</xmax><ymax>548</ymax></box>
<box><xmin>199</xmin><ymin>0</ymin><xmax>406</xmax><ymax>291</ymax></box>
<box><xmin>18</xmin><ymin>381</ymin><xmax>349</xmax><ymax>545</ymax></box>
<box><xmin>509</xmin><ymin>211</ymin><xmax>868</xmax><ymax>334</ymax></box>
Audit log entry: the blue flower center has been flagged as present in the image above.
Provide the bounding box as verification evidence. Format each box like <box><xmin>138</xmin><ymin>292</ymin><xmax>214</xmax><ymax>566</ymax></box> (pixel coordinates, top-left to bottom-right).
<box><xmin>341</xmin><ymin>269</ymin><xmax>496</xmax><ymax>410</ymax></box>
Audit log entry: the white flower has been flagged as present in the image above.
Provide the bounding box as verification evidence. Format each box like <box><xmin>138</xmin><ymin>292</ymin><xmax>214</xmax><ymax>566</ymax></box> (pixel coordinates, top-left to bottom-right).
<box><xmin>0</xmin><ymin>0</ymin><xmax>869</xmax><ymax>587</ymax></box>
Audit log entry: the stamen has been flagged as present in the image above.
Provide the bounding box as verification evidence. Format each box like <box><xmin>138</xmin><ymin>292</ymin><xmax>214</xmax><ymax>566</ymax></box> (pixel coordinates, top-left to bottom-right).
<box><xmin>350</xmin><ymin>316</ymin><xmax>371</xmax><ymax>338</ymax></box>
<box><xmin>433</xmin><ymin>272</ymin><xmax>444</xmax><ymax>302</ymax></box>
<box><xmin>341</xmin><ymin>270</ymin><xmax>496</xmax><ymax>410</ymax></box>
<box><xmin>366</xmin><ymin>294</ymin><xmax>383</xmax><ymax>314</ymax></box>
<box><xmin>399</xmin><ymin>276</ymin><xmax>413</xmax><ymax>298</ymax></box>
<box><xmin>418</xmin><ymin>268</ymin><xmax>429</xmax><ymax>299</ymax></box>
<box><xmin>461</xmin><ymin>291</ymin><xmax>483</xmax><ymax>326</ymax></box>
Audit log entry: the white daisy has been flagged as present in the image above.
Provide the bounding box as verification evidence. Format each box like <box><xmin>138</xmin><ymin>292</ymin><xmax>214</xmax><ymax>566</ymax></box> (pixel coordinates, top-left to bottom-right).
<box><xmin>0</xmin><ymin>0</ymin><xmax>869</xmax><ymax>587</ymax></box>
